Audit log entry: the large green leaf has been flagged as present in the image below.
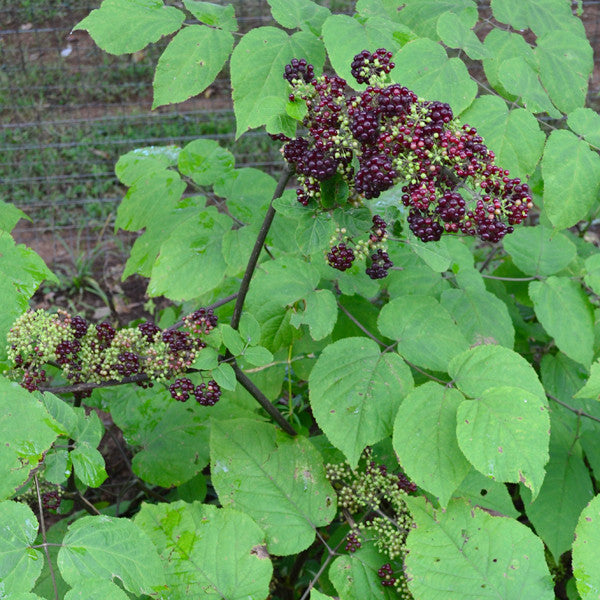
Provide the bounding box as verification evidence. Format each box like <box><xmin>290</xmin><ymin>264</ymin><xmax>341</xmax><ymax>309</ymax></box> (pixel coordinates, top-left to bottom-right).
<box><xmin>230</xmin><ymin>27</ymin><xmax>325</xmax><ymax>137</ymax></box>
<box><xmin>523</xmin><ymin>420</ymin><xmax>594</xmax><ymax>561</ymax></box>
<box><xmin>536</xmin><ymin>31</ymin><xmax>593</xmax><ymax>114</ymax></box>
<box><xmin>210</xmin><ymin>419</ymin><xmax>336</xmax><ymax>555</ymax></box>
<box><xmin>152</xmin><ymin>26</ymin><xmax>234</xmax><ymax>108</ymax></box>
<box><xmin>393</xmin><ymin>382</ymin><xmax>470</xmax><ymax>507</ymax></box>
<box><xmin>177</xmin><ymin>139</ymin><xmax>235</xmax><ymax>187</ymax></box>
<box><xmin>115</xmin><ymin>145</ymin><xmax>180</xmax><ymax>186</ymax></box>
<box><xmin>378</xmin><ymin>295</ymin><xmax>469</xmax><ymax>372</ymax></box>
<box><xmin>568</xmin><ymin>107</ymin><xmax>600</xmax><ymax>149</ymax></box>
<box><xmin>309</xmin><ymin>337</ymin><xmax>413</xmax><ymax>466</ymax></box>
<box><xmin>529</xmin><ymin>277</ymin><xmax>594</xmax><ymax>368</ymax></box>
<box><xmin>573</xmin><ymin>494</ymin><xmax>600</xmax><ymax>598</ymax></box>
<box><xmin>436</xmin><ymin>11</ymin><xmax>490</xmax><ymax>60</ymax></box>
<box><xmin>71</xmin><ymin>443</ymin><xmax>107</xmax><ymax>488</ymax></box>
<box><xmin>584</xmin><ymin>254</ymin><xmax>600</xmax><ymax>296</ymax></box>
<box><xmin>390</xmin><ymin>38</ymin><xmax>477</xmax><ymax>114</ymax></box>
<box><xmin>440</xmin><ymin>288</ymin><xmax>514</xmax><ymax>349</ymax></box>
<box><xmin>460</xmin><ymin>95</ymin><xmax>545</xmax><ymax>180</ymax></box>
<box><xmin>74</xmin><ymin>0</ymin><xmax>185</xmax><ymax>55</ymax></box>
<box><xmin>404</xmin><ymin>497</ymin><xmax>554</xmax><ymax>599</ymax></box>
<box><xmin>183</xmin><ymin>0</ymin><xmax>238</xmax><ymax>31</ymax></box>
<box><xmin>575</xmin><ymin>361</ymin><xmax>600</xmax><ymax>401</ymax></box>
<box><xmin>395</xmin><ymin>0</ymin><xmax>477</xmax><ymax>40</ymax></box>
<box><xmin>541</xmin><ymin>129</ymin><xmax>600</xmax><ymax>229</ymax></box>
<box><xmin>64</xmin><ymin>579</ymin><xmax>130</xmax><ymax>600</ymax></box>
<box><xmin>57</xmin><ymin>515</ymin><xmax>165</xmax><ymax>596</ymax></box>
<box><xmin>0</xmin><ymin>502</ymin><xmax>42</xmax><ymax>596</ymax></box>
<box><xmin>135</xmin><ymin>501</ymin><xmax>272</xmax><ymax>600</ymax></box>
<box><xmin>503</xmin><ymin>226</ymin><xmax>577</xmax><ymax>276</ymax></box>
<box><xmin>290</xmin><ymin>288</ymin><xmax>337</xmax><ymax>341</ymax></box>
<box><xmin>448</xmin><ymin>344</ymin><xmax>546</xmax><ymax>403</ymax></box>
<box><xmin>267</xmin><ymin>0</ymin><xmax>330</xmax><ymax>35</ymax></box>
<box><xmin>0</xmin><ymin>379</ymin><xmax>63</xmax><ymax>500</ymax></box>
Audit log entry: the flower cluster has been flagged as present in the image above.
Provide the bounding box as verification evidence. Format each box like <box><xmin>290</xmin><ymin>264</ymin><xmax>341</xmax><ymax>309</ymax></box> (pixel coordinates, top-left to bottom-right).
<box><xmin>325</xmin><ymin>448</ymin><xmax>414</xmax><ymax>597</ymax></box>
<box><xmin>6</xmin><ymin>308</ymin><xmax>218</xmax><ymax>405</ymax></box>
<box><xmin>279</xmin><ymin>49</ymin><xmax>532</xmax><ymax>246</ymax></box>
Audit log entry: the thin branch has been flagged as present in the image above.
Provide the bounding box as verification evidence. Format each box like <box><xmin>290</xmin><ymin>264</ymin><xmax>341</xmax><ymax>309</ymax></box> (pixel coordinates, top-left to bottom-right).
<box><xmin>230</xmin><ymin>165</ymin><xmax>294</xmax><ymax>330</ymax></box>
<box><xmin>34</xmin><ymin>474</ymin><xmax>59</xmax><ymax>600</ymax></box>
<box><xmin>168</xmin><ymin>292</ymin><xmax>238</xmax><ymax>331</ymax></box>
<box><xmin>480</xmin><ymin>274</ymin><xmax>538</xmax><ymax>282</ymax></box>
<box><xmin>231</xmin><ymin>361</ymin><xmax>297</xmax><ymax>436</ymax></box>
<box><xmin>76</xmin><ymin>492</ymin><xmax>101</xmax><ymax>515</ymax></box>
<box><xmin>337</xmin><ymin>301</ymin><xmax>386</xmax><ymax>347</ymax></box>
<box><xmin>547</xmin><ymin>393</ymin><xmax>600</xmax><ymax>424</ymax></box>
<box><xmin>479</xmin><ymin>246</ymin><xmax>501</xmax><ymax>273</ymax></box>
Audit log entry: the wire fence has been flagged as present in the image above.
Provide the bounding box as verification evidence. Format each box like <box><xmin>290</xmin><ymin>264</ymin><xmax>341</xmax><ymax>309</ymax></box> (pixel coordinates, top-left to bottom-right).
<box><xmin>1</xmin><ymin>0</ymin><xmax>600</xmax><ymax>263</ymax></box>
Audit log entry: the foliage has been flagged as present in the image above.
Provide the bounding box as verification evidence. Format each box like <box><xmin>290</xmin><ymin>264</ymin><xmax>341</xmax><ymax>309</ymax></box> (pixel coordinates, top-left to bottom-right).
<box><xmin>1</xmin><ymin>1</ymin><xmax>600</xmax><ymax>599</ymax></box>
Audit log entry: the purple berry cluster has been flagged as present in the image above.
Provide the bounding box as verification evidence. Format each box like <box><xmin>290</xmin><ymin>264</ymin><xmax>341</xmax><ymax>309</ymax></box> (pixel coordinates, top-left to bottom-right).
<box><xmin>42</xmin><ymin>490</ymin><xmax>61</xmax><ymax>510</ymax></box>
<box><xmin>169</xmin><ymin>377</ymin><xmax>221</xmax><ymax>405</ymax></box>
<box><xmin>279</xmin><ymin>49</ymin><xmax>532</xmax><ymax>246</ymax></box>
<box><xmin>377</xmin><ymin>563</ymin><xmax>396</xmax><ymax>587</ymax></box>
<box><xmin>327</xmin><ymin>243</ymin><xmax>355</xmax><ymax>271</ymax></box>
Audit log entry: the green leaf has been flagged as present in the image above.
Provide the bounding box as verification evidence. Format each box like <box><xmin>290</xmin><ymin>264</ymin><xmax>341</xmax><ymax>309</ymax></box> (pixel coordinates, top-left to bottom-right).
<box><xmin>320</xmin><ymin>174</ymin><xmax>349</xmax><ymax>208</ymax></box>
<box><xmin>393</xmin><ymin>382</ymin><xmax>470</xmax><ymax>507</ymax></box>
<box><xmin>230</xmin><ymin>27</ymin><xmax>325</xmax><ymax>137</ymax></box>
<box><xmin>404</xmin><ymin>497</ymin><xmax>554</xmax><ymax>599</ymax></box>
<box><xmin>152</xmin><ymin>26</ymin><xmax>234</xmax><ymax>108</ymax></box>
<box><xmin>220</xmin><ymin>324</ymin><xmax>245</xmax><ymax>356</ymax></box>
<box><xmin>0</xmin><ymin>379</ymin><xmax>63</xmax><ymax>500</ymax></box>
<box><xmin>178</xmin><ymin>139</ymin><xmax>235</xmax><ymax>187</ymax></box>
<box><xmin>210</xmin><ymin>419</ymin><xmax>336</xmax><ymax>555</ymax></box>
<box><xmin>64</xmin><ymin>579</ymin><xmax>130</xmax><ymax>600</ymax></box>
<box><xmin>309</xmin><ymin>337</ymin><xmax>413</xmax><ymax>466</ymax></box>
<box><xmin>266</xmin><ymin>0</ymin><xmax>330</xmax><ymax>35</ymax></box>
<box><xmin>243</xmin><ymin>346</ymin><xmax>274</xmax><ymax>367</ymax></box>
<box><xmin>310</xmin><ymin>591</ymin><xmax>335</xmax><ymax>600</ymax></box>
<box><xmin>390</xmin><ymin>38</ymin><xmax>477</xmax><ymax>114</ymax></box>
<box><xmin>456</xmin><ymin>386</ymin><xmax>550</xmax><ymax>496</ymax></box>
<box><xmin>541</xmin><ymin>129</ymin><xmax>600</xmax><ymax>229</ymax></box>
<box><xmin>253</xmin><ymin>303</ymin><xmax>297</xmax><ymax>351</ymax></box>
<box><xmin>523</xmin><ymin>420</ymin><xmax>594</xmax><ymax>560</ymax></box>
<box><xmin>568</xmin><ymin>107</ymin><xmax>600</xmax><ymax>148</ymax></box>
<box><xmin>504</xmin><ymin>226</ymin><xmax>576</xmax><ymax>276</ymax></box>
<box><xmin>0</xmin><ymin>502</ymin><xmax>42</xmax><ymax>595</ymax></box>
<box><xmin>408</xmin><ymin>234</ymin><xmax>452</xmax><ymax>272</ymax></box>
<box><xmin>436</xmin><ymin>11</ymin><xmax>490</xmax><ymax>59</ymax></box>
<box><xmin>441</xmin><ymin>288</ymin><xmax>515</xmax><ymax>349</ymax></box>
<box><xmin>57</xmin><ymin>515</ymin><xmax>165</xmax><ymax>595</ymax></box>
<box><xmin>71</xmin><ymin>443</ymin><xmax>108</xmax><ymax>488</ymax></box>
<box><xmin>498</xmin><ymin>56</ymin><xmax>561</xmax><ymax>118</ymax></box>
<box><xmin>0</xmin><ymin>200</ymin><xmax>28</xmax><ymax>233</ymax></box>
<box><xmin>378</xmin><ymin>296</ymin><xmax>469</xmax><ymax>372</ymax></box>
<box><xmin>239</xmin><ymin>313</ymin><xmax>262</xmax><ymax>346</ymax></box>
<box><xmin>183</xmin><ymin>0</ymin><xmax>238</xmax><ymax>31</ymax></box>
<box><xmin>584</xmin><ymin>254</ymin><xmax>600</xmax><ymax>296</ymax></box>
<box><xmin>322</xmin><ymin>15</ymin><xmax>401</xmax><ymax>88</ymax></box>
<box><xmin>574</xmin><ymin>360</ymin><xmax>600</xmax><ymax>400</ymax></box>
<box><xmin>573</xmin><ymin>494</ymin><xmax>600</xmax><ymax>598</ymax></box>
<box><xmin>448</xmin><ymin>344</ymin><xmax>546</xmax><ymax>401</ymax></box>
<box><xmin>115</xmin><ymin>145</ymin><xmax>180</xmax><ymax>186</ymax></box>
<box><xmin>395</xmin><ymin>0</ymin><xmax>477</xmax><ymax>40</ymax></box>
<box><xmin>135</xmin><ymin>502</ymin><xmax>271</xmax><ymax>599</ymax></box>
<box><xmin>295</xmin><ymin>212</ymin><xmax>336</xmax><ymax>255</ymax></box>
<box><xmin>536</xmin><ymin>31</ymin><xmax>593</xmax><ymax>114</ymax></box>
<box><xmin>452</xmin><ymin>469</ymin><xmax>520</xmax><ymax>517</ymax></box>
<box><xmin>529</xmin><ymin>277</ymin><xmax>594</xmax><ymax>367</ymax></box>
<box><xmin>212</xmin><ymin>362</ymin><xmax>237</xmax><ymax>391</ymax></box>
<box><xmin>460</xmin><ymin>95</ymin><xmax>545</xmax><ymax>180</ymax></box>
<box><xmin>191</xmin><ymin>346</ymin><xmax>219</xmax><ymax>371</ymax></box>
<box><xmin>290</xmin><ymin>289</ymin><xmax>337</xmax><ymax>341</ymax></box>
<box><xmin>74</xmin><ymin>0</ymin><xmax>185</xmax><ymax>55</ymax></box>
<box><xmin>329</xmin><ymin>541</ymin><xmax>400</xmax><ymax>600</ymax></box>
<box><xmin>32</xmin><ymin>517</ymin><xmax>71</xmax><ymax>599</ymax></box>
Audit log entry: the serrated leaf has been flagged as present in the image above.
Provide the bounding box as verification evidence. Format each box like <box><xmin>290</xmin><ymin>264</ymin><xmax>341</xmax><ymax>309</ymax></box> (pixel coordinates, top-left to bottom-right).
<box><xmin>64</xmin><ymin>579</ymin><xmax>130</xmax><ymax>600</ymax></box>
<box><xmin>456</xmin><ymin>386</ymin><xmax>549</xmax><ymax>496</ymax></box>
<box><xmin>220</xmin><ymin>324</ymin><xmax>245</xmax><ymax>355</ymax></box>
<box><xmin>178</xmin><ymin>139</ymin><xmax>235</xmax><ymax>187</ymax></box>
<box><xmin>243</xmin><ymin>346</ymin><xmax>274</xmax><ymax>367</ymax></box>
<box><xmin>295</xmin><ymin>213</ymin><xmax>336</xmax><ymax>254</ymax></box>
<box><xmin>574</xmin><ymin>360</ymin><xmax>600</xmax><ymax>400</ymax></box>
<box><xmin>542</xmin><ymin>129</ymin><xmax>600</xmax><ymax>229</ymax></box>
<box><xmin>183</xmin><ymin>0</ymin><xmax>238</xmax><ymax>31</ymax></box>
<box><xmin>210</xmin><ymin>419</ymin><xmax>336</xmax><ymax>554</ymax></box>
<box><xmin>529</xmin><ymin>277</ymin><xmax>594</xmax><ymax>368</ymax></box>
<box><xmin>0</xmin><ymin>200</ymin><xmax>28</xmax><ymax>233</ymax></box>
<box><xmin>503</xmin><ymin>226</ymin><xmax>577</xmax><ymax>276</ymax></box>
<box><xmin>408</xmin><ymin>235</ymin><xmax>452</xmax><ymax>272</ymax></box>
<box><xmin>536</xmin><ymin>31</ymin><xmax>593</xmax><ymax>114</ymax></box>
<box><xmin>441</xmin><ymin>288</ymin><xmax>514</xmax><ymax>348</ymax></box>
<box><xmin>452</xmin><ymin>469</ymin><xmax>520</xmax><ymax>517</ymax></box>
<box><xmin>71</xmin><ymin>443</ymin><xmax>107</xmax><ymax>488</ymax></box>
<box><xmin>73</xmin><ymin>0</ymin><xmax>185</xmax><ymax>55</ymax></box>
<box><xmin>115</xmin><ymin>145</ymin><xmax>180</xmax><ymax>186</ymax></box>
<box><xmin>135</xmin><ymin>502</ymin><xmax>271</xmax><ymax>599</ymax></box>
<box><xmin>239</xmin><ymin>313</ymin><xmax>261</xmax><ymax>346</ymax></box>
<box><xmin>212</xmin><ymin>362</ymin><xmax>237</xmax><ymax>391</ymax></box>
<box><xmin>391</xmin><ymin>38</ymin><xmax>476</xmax><ymax>114</ymax></box>
<box><xmin>395</xmin><ymin>0</ymin><xmax>477</xmax><ymax>40</ymax></box>
<box><xmin>584</xmin><ymin>254</ymin><xmax>600</xmax><ymax>296</ymax></box>
<box><xmin>57</xmin><ymin>515</ymin><xmax>165</xmax><ymax>595</ymax></box>
<box><xmin>191</xmin><ymin>346</ymin><xmax>219</xmax><ymax>371</ymax></box>
<box><xmin>152</xmin><ymin>26</ymin><xmax>233</xmax><ymax>108</ymax></box>
<box><xmin>404</xmin><ymin>497</ymin><xmax>554</xmax><ymax>599</ymax></box>
<box><xmin>393</xmin><ymin>382</ymin><xmax>470</xmax><ymax>507</ymax></box>
<box><xmin>267</xmin><ymin>0</ymin><xmax>330</xmax><ymax>35</ymax></box>
<box><xmin>378</xmin><ymin>295</ymin><xmax>469</xmax><ymax>372</ymax></box>
<box><xmin>573</xmin><ymin>494</ymin><xmax>600</xmax><ymax>598</ymax></box>
<box><xmin>568</xmin><ymin>107</ymin><xmax>600</xmax><ymax>148</ymax></box>
<box><xmin>231</xmin><ymin>27</ymin><xmax>325</xmax><ymax>137</ymax></box>
<box><xmin>0</xmin><ymin>502</ymin><xmax>42</xmax><ymax>595</ymax></box>
<box><xmin>436</xmin><ymin>11</ymin><xmax>490</xmax><ymax>59</ymax></box>
<box><xmin>309</xmin><ymin>337</ymin><xmax>413</xmax><ymax>466</ymax></box>
<box><xmin>460</xmin><ymin>95</ymin><xmax>545</xmax><ymax>180</ymax></box>
<box><xmin>290</xmin><ymin>289</ymin><xmax>337</xmax><ymax>341</ymax></box>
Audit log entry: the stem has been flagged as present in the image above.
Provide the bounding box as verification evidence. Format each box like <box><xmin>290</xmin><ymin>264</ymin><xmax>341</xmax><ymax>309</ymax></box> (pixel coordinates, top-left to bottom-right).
<box><xmin>479</xmin><ymin>246</ymin><xmax>501</xmax><ymax>273</ymax></box>
<box><xmin>231</xmin><ymin>361</ymin><xmax>297</xmax><ymax>436</ymax></box>
<box><xmin>230</xmin><ymin>165</ymin><xmax>293</xmax><ymax>330</ymax></box>
<box><xmin>480</xmin><ymin>274</ymin><xmax>538</xmax><ymax>282</ymax></box>
<box><xmin>547</xmin><ymin>393</ymin><xmax>600</xmax><ymax>424</ymax></box>
<box><xmin>34</xmin><ymin>474</ymin><xmax>59</xmax><ymax>600</ymax></box>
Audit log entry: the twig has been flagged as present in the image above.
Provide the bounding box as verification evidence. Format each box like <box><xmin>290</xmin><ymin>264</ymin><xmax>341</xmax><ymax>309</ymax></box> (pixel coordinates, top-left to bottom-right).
<box><xmin>34</xmin><ymin>474</ymin><xmax>59</xmax><ymax>600</ymax></box>
<box><xmin>479</xmin><ymin>246</ymin><xmax>501</xmax><ymax>272</ymax></box>
<box><xmin>480</xmin><ymin>274</ymin><xmax>538</xmax><ymax>282</ymax></box>
<box><xmin>231</xmin><ymin>361</ymin><xmax>297</xmax><ymax>436</ymax></box>
<box><xmin>547</xmin><ymin>393</ymin><xmax>600</xmax><ymax>424</ymax></box>
<box><xmin>230</xmin><ymin>165</ymin><xmax>294</xmax><ymax>330</ymax></box>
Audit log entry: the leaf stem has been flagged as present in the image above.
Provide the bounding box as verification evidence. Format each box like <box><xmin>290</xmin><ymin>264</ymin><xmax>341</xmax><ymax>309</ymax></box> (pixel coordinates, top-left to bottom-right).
<box><xmin>546</xmin><ymin>393</ymin><xmax>600</xmax><ymax>424</ymax></box>
<box><xmin>34</xmin><ymin>474</ymin><xmax>59</xmax><ymax>600</ymax></box>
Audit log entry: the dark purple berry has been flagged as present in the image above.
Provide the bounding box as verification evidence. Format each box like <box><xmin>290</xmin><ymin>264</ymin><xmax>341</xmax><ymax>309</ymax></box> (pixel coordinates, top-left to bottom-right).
<box><xmin>327</xmin><ymin>243</ymin><xmax>355</xmax><ymax>271</ymax></box>
<box><xmin>366</xmin><ymin>249</ymin><xmax>393</xmax><ymax>280</ymax></box>
<box><xmin>70</xmin><ymin>315</ymin><xmax>88</xmax><ymax>338</ymax></box>
<box><xmin>194</xmin><ymin>380</ymin><xmax>221</xmax><ymax>406</ymax></box>
<box><xmin>284</xmin><ymin>58</ymin><xmax>315</xmax><ymax>84</ymax></box>
<box><xmin>138</xmin><ymin>320</ymin><xmax>161</xmax><ymax>342</ymax></box>
<box><xmin>351</xmin><ymin>48</ymin><xmax>395</xmax><ymax>84</ymax></box>
<box><xmin>169</xmin><ymin>377</ymin><xmax>195</xmax><ymax>401</ymax></box>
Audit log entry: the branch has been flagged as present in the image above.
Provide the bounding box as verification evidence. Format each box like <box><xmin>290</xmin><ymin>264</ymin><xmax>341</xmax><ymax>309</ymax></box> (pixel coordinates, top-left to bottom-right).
<box><xmin>34</xmin><ymin>474</ymin><xmax>59</xmax><ymax>600</ymax></box>
<box><xmin>547</xmin><ymin>393</ymin><xmax>600</xmax><ymax>424</ymax></box>
<box><xmin>230</xmin><ymin>165</ymin><xmax>294</xmax><ymax>330</ymax></box>
<box><xmin>231</xmin><ymin>361</ymin><xmax>297</xmax><ymax>436</ymax></box>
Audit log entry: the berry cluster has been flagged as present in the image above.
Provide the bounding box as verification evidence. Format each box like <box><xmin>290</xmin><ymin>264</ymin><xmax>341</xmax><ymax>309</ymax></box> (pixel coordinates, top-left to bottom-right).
<box><xmin>377</xmin><ymin>563</ymin><xmax>397</xmax><ymax>587</ymax></box>
<box><xmin>42</xmin><ymin>490</ymin><xmax>61</xmax><ymax>510</ymax></box>
<box><xmin>280</xmin><ymin>49</ymin><xmax>531</xmax><ymax>245</ymax></box>
<box><xmin>6</xmin><ymin>308</ymin><xmax>219</xmax><ymax>403</ymax></box>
